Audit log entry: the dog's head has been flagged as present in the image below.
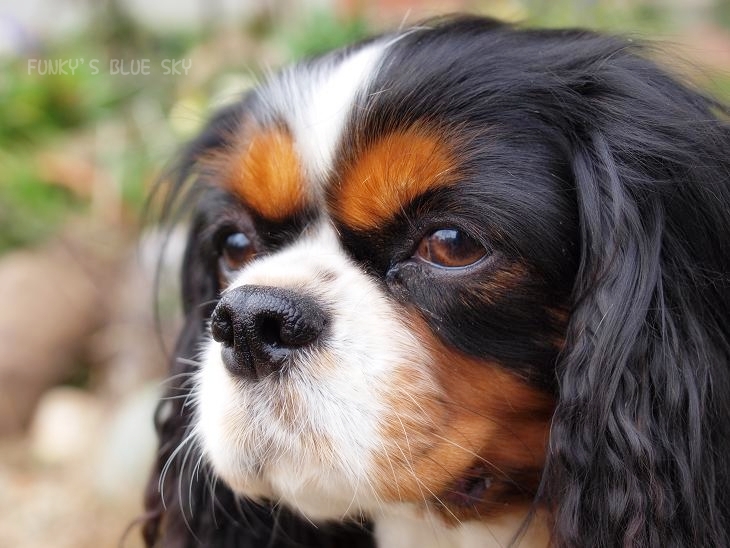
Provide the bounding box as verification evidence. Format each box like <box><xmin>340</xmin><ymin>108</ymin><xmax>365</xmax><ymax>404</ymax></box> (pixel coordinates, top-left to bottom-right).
<box><xmin>144</xmin><ymin>16</ymin><xmax>730</xmax><ymax>547</ymax></box>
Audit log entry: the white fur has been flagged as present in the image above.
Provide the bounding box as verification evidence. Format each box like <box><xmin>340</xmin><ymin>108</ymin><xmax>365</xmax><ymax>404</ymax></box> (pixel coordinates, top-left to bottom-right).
<box><xmin>375</xmin><ymin>504</ymin><xmax>549</xmax><ymax>548</ymax></box>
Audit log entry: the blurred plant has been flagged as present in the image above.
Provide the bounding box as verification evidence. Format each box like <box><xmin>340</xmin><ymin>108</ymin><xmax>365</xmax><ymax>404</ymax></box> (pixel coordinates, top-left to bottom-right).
<box><xmin>521</xmin><ymin>0</ymin><xmax>670</xmax><ymax>32</ymax></box>
<box><xmin>0</xmin><ymin>154</ymin><xmax>82</xmax><ymax>251</ymax></box>
<box><xmin>280</xmin><ymin>9</ymin><xmax>372</xmax><ymax>59</ymax></box>
<box><xmin>714</xmin><ymin>0</ymin><xmax>730</xmax><ymax>30</ymax></box>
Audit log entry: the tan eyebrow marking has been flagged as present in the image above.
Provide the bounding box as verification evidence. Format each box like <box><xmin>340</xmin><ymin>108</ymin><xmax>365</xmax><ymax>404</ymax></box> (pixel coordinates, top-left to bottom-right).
<box><xmin>332</xmin><ymin>125</ymin><xmax>458</xmax><ymax>231</ymax></box>
<box><xmin>209</xmin><ymin>127</ymin><xmax>307</xmax><ymax>221</ymax></box>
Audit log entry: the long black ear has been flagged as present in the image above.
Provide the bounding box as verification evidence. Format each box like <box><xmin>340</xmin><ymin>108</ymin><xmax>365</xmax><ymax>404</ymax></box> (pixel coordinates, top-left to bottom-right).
<box><xmin>141</xmin><ymin>102</ymin><xmax>376</xmax><ymax>547</ymax></box>
<box><xmin>542</xmin><ymin>53</ymin><xmax>730</xmax><ymax>546</ymax></box>
<box><xmin>140</xmin><ymin>100</ymin><xmax>242</xmax><ymax>547</ymax></box>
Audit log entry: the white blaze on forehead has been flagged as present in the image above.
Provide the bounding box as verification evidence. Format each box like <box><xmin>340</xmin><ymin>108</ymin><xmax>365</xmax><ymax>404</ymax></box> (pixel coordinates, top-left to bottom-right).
<box><xmin>259</xmin><ymin>41</ymin><xmax>388</xmax><ymax>192</ymax></box>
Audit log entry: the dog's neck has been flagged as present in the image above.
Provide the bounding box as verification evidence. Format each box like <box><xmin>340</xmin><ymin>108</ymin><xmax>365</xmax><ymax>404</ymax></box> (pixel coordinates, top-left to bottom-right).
<box><xmin>373</xmin><ymin>504</ymin><xmax>550</xmax><ymax>548</ymax></box>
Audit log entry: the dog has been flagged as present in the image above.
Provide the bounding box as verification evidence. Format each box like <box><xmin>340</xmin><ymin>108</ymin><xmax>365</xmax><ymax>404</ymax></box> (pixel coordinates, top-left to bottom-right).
<box><xmin>142</xmin><ymin>15</ymin><xmax>730</xmax><ymax>547</ymax></box>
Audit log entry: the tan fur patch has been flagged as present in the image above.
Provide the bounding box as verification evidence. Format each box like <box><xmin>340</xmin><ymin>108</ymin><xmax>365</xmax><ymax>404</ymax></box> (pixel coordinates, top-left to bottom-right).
<box><xmin>332</xmin><ymin>126</ymin><xmax>458</xmax><ymax>230</ymax></box>
<box><xmin>374</xmin><ymin>312</ymin><xmax>554</xmax><ymax>522</ymax></box>
<box><xmin>209</xmin><ymin>127</ymin><xmax>306</xmax><ymax>221</ymax></box>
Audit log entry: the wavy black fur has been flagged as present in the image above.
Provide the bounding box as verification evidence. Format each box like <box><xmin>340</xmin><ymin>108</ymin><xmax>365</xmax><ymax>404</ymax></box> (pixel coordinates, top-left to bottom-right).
<box><xmin>143</xmin><ymin>16</ymin><xmax>730</xmax><ymax>547</ymax></box>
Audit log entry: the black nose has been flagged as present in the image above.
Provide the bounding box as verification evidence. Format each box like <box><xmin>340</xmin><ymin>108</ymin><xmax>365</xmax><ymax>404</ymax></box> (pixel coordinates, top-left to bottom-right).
<box><xmin>210</xmin><ymin>285</ymin><xmax>327</xmax><ymax>379</ymax></box>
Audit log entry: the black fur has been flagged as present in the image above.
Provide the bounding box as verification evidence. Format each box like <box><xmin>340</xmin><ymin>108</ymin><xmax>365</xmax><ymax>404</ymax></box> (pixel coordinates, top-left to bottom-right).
<box><xmin>144</xmin><ymin>16</ymin><xmax>730</xmax><ymax>547</ymax></box>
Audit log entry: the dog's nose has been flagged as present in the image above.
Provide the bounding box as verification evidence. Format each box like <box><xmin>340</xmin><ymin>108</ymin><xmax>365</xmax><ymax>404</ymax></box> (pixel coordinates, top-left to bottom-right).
<box><xmin>210</xmin><ymin>285</ymin><xmax>327</xmax><ymax>379</ymax></box>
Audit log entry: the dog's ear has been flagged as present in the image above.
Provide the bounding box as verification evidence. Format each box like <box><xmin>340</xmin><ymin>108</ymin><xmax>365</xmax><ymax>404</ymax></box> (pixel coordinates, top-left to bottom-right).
<box><xmin>541</xmin><ymin>53</ymin><xmax>730</xmax><ymax>546</ymax></box>
<box><xmin>141</xmin><ymin>107</ymin><xmax>234</xmax><ymax>546</ymax></box>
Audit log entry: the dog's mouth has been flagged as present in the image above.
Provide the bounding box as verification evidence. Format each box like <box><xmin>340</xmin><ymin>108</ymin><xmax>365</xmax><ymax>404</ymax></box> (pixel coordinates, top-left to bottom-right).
<box><xmin>441</xmin><ymin>463</ymin><xmax>494</xmax><ymax>507</ymax></box>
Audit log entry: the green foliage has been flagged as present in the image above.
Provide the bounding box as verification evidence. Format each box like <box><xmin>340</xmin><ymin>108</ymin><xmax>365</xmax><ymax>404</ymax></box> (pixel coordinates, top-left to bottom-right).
<box><xmin>0</xmin><ymin>22</ymin><xmax>184</xmax><ymax>253</ymax></box>
<box><xmin>281</xmin><ymin>10</ymin><xmax>371</xmax><ymax>59</ymax></box>
<box><xmin>0</xmin><ymin>152</ymin><xmax>83</xmax><ymax>252</ymax></box>
<box><xmin>714</xmin><ymin>0</ymin><xmax>730</xmax><ymax>30</ymax></box>
<box><xmin>521</xmin><ymin>0</ymin><xmax>670</xmax><ymax>33</ymax></box>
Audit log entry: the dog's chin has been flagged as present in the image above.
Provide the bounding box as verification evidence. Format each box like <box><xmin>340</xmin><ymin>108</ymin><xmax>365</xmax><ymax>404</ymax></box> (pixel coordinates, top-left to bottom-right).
<box><xmin>203</xmin><ymin>461</ymin><xmax>372</xmax><ymax>522</ymax></box>
<box><xmin>199</xmin><ymin>444</ymin><xmax>382</xmax><ymax>523</ymax></box>
<box><xmin>194</xmin><ymin>342</ymin><xmax>386</xmax><ymax>522</ymax></box>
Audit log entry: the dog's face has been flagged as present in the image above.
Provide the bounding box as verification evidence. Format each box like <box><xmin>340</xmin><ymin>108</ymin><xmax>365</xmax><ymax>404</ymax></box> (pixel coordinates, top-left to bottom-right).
<box><xmin>188</xmin><ymin>24</ymin><xmax>576</xmax><ymax>523</ymax></box>
<box><xmin>147</xmin><ymin>16</ymin><xmax>730</xmax><ymax>548</ymax></box>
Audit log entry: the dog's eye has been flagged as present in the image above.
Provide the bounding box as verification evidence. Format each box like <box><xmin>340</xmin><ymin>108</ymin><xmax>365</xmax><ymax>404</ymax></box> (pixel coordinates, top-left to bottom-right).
<box><xmin>414</xmin><ymin>228</ymin><xmax>486</xmax><ymax>268</ymax></box>
<box><xmin>219</xmin><ymin>232</ymin><xmax>255</xmax><ymax>273</ymax></box>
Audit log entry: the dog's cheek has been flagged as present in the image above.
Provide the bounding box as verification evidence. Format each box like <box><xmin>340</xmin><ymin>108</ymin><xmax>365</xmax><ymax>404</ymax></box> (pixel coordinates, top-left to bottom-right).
<box><xmin>372</xmin><ymin>313</ymin><xmax>554</xmax><ymax>518</ymax></box>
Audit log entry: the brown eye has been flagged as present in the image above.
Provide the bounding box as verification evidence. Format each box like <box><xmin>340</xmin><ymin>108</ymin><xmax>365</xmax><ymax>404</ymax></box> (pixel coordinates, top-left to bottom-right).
<box><xmin>219</xmin><ymin>232</ymin><xmax>254</xmax><ymax>273</ymax></box>
<box><xmin>415</xmin><ymin>228</ymin><xmax>486</xmax><ymax>268</ymax></box>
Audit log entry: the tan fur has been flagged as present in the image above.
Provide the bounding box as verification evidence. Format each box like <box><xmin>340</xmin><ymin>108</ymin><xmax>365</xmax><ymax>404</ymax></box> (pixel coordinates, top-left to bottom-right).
<box><xmin>208</xmin><ymin>126</ymin><xmax>307</xmax><ymax>221</ymax></box>
<box><xmin>374</xmin><ymin>311</ymin><xmax>554</xmax><ymax>523</ymax></box>
<box><xmin>333</xmin><ymin>126</ymin><xmax>458</xmax><ymax>230</ymax></box>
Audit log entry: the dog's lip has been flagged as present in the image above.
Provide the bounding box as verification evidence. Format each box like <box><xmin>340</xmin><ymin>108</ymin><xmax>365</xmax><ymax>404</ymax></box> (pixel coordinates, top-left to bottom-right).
<box><xmin>440</xmin><ymin>463</ymin><xmax>493</xmax><ymax>507</ymax></box>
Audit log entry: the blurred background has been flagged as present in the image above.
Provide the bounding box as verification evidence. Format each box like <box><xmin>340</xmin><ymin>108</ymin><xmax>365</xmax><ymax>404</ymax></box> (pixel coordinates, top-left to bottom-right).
<box><xmin>0</xmin><ymin>0</ymin><xmax>728</xmax><ymax>546</ymax></box>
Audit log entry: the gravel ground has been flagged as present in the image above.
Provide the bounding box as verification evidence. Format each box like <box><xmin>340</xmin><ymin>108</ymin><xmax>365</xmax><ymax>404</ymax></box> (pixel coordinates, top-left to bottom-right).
<box><xmin>0</xmin><ymin>227</ymin><xmax>178</xmax><ymax>548</ymax></box>
<box><xmin>0</xmin><ymin>438</ymin><xmax>146</xmax><ymax>548</ymax></box>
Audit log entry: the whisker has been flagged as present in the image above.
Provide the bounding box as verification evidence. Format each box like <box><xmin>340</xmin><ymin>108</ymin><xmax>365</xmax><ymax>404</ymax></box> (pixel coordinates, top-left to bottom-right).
<box><xmin>159</xmin><ymin>370</ymin><xmax>198</xmax><ymax>384</ymax></box>
<box><xmin>159</xmin><ymin>429</ymin><xmax>196</xmax><ymax>505</ymax></box>
<box><xmin>390</xmin><ymin>413</ymin><xmax>465</xmax><ymax>528</ymax></box>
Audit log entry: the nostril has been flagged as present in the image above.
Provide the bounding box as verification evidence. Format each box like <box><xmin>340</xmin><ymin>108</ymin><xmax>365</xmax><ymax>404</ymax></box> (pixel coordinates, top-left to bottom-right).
<box><xmin>210</xmin><ymin>306</ymin><xmax>235</xmax><ymax>346</ymax></box>
<box><xmin>258</xmin><ymin>316</ymin><xmax>283</xmax><ymax>348</ymax></box>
